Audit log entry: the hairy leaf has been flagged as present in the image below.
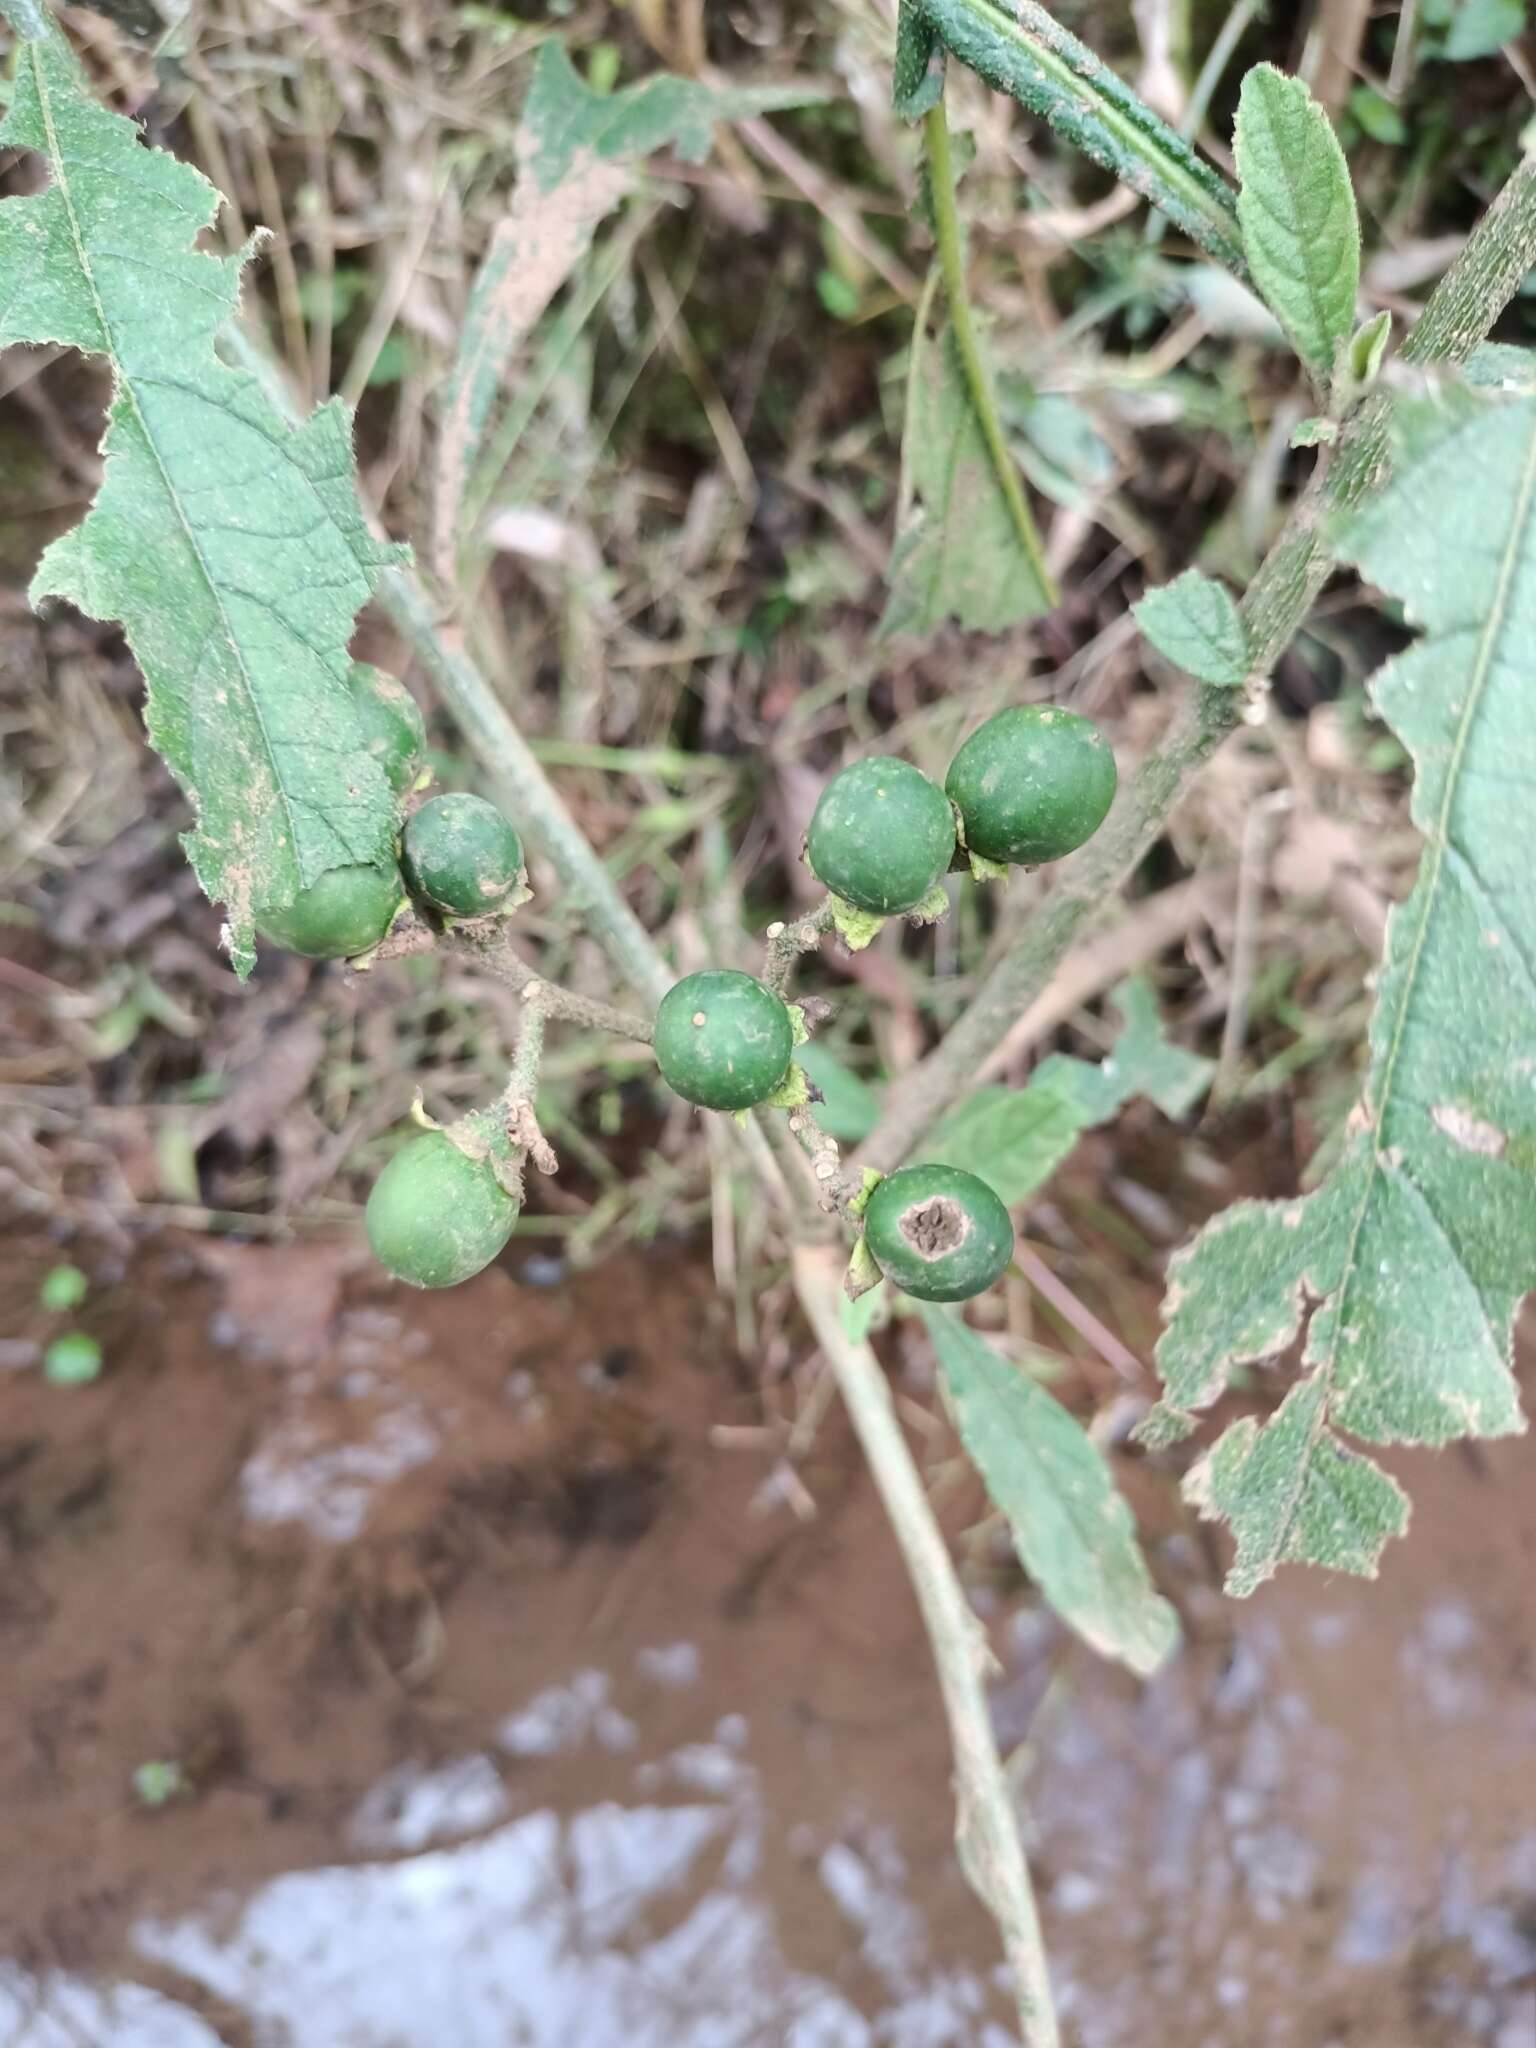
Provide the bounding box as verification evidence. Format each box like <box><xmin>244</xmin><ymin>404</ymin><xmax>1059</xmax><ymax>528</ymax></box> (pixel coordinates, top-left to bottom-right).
<box><xmin>924</xmin><ymin>1307</ymin><xmax>1178</xmax><ymax>1675</ymax></box>
<box><xmin>1146</xmin><ymin>391</ymin><xmax>1534</xmax><ymax>1593</ymax></box>
<box><xmin>915</xmin><ymin>0</ymin><xmax>1244</xmax><ymax>273</ymax></box>
<box><xmin>0</xmin><ymin>3</ymin><xmax>405</xmax><ymax>974</ymax></box>
<box><xmin>881</xmin><ymin>324</ymin><xmax>1054</xmax><ymax>635</ymax></box>
<box><xmin>893</xmin><ymin>0</ymin><xmax>946</xmax><ymax>119</ymax></box>
<box><xmin>930</xmin><ymin>979</ymin><xmax>1212</xmax><ymax>1204</ymax></box>
<box><xmin>432</xmin><ymin>41</ymin><xmax>809</xmax><ymax>580</ymax></box>
<box><xmin>1234</xmin><ymin>65</ymin><xmax>1360</xmax><ymax>384</ymax></box>
<box><xmin>1134</xmin><ymin>568</ymin><xmax>1249</xmax><ymax>686</ymax></box>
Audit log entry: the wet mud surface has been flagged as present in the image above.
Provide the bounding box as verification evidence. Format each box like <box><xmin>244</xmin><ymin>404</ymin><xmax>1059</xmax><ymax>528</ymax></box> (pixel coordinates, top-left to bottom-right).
<box><xmin>0</xmin><ymin>1231</ymin><xmax>1532</xmax><ymax>2046</ymax></box>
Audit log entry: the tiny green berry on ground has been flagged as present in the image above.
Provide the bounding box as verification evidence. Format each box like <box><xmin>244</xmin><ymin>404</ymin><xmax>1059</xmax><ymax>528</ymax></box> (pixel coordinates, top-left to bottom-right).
<box><xmin>806</xmin><ymin>757</ymin><xmax>956</xmax><ymax>915</ymax></box>
<box><xmin>863</xmin><ymin>1164</ymin><xmax>1014</xmax><ymax>1302</ymax></box>
<box><xmin>366</xmin><ymin>1129</ymin><xmax>519</xmax><ymax>1288</ymax></box>
<box><xmin>945</xmin><ymin>706</ymin><xmax>1117</xmax><ymax>866</ymax></box>
<box><xmin>654</xmin><ymin>970</ymin><xmax>794</xmax><ymax>1111</ymax></box>
<box><xmin>402</xmin><ymin>793</ymin><xmax>525</xmax><ymax>917</ymax></box>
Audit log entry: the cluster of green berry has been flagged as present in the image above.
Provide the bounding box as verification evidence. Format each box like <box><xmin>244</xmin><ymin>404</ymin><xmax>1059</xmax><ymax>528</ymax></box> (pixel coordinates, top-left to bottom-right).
<box><xmin>253</xmin><ymin>666</ymin><xmax>527</xmax><ymax>959</ymax></box>
<box><xmin>358</xmin><ymin>700</ymin><xmax>1115</xmax><ymax>1306</ymax></box>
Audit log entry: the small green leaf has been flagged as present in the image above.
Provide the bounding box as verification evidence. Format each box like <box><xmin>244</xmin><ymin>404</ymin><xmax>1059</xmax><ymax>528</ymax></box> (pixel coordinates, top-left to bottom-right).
<box><xmin>827</xmin><ymin>896</ymin><xmax>887</xmax><ymax>952</ymax></box>
<box><xmin>893</xmin><ymin>0</ymin><xmax>946</xmax><ymax>120</ymax></box>
<box><xmin>1348</xmin><ymin>309</ymin><xmax>1393</xmax><ymax>389</ymax></box>
<box><xmin>1234</xmin><ymin>64</ymin><xmax>1361</xmax><ymax>384</ymax></box>
<box><xmin>1290</xmin><ymin>416</ymin><xmax>1339</xmax><ymax>449</ymax></box>
<box><xmin>1444</xmin><ymin>0</ymin><xmax>1526</xmax><ymax>60</ymax></box>
<box><xmin>844</xmin><ymin>1235</ymin><xmax>884</xmax><ymax>1304</ymax></box>
<box><xmin>795</xmin><ymin>1043</ymin><xmax>882</xmax><ymax>1143</ymax></box>
<box><xmin>44</xmin><ymin>1332</ymin><xmax>103</xmax><ymax>1386</ymax></box>
<box><xmin>1348</xmin><ymin>84</ymin><xmax>1407</xmax><ymax>145</ymax></box>
<box><xmin>39</xmin><ymin>1263</ymin><xmax>88</xmax><ymax>1313</ymax></box>
<box><xmin>762</xmin><ymin>1064</ymin><xmax>812</xmax><ymax>1110</ymax></box>
<box><xmin>923</xmin><ymin>1308</ymin><xmax>1179</xmax><ymax>1676</ymax></box>
<box><xmin>0</xmin><ymin>8</ymin><xmax>405</xmax><ymax>975</ymax></box>
<box><xmin>1146</xmin><ymin>391</ymin><xmax>1536</xmax><ymax>1593</ymax></box>
<box><xmin>1134</xmin><ymin>568</ymin><xmax>1249</xmax><ymax>686</ymax></box>
<box><xmin>881</xmin><ymin>325</ymin><xmax>1055</xmax><ymax>638</ymax></box>
<box><xmin>931</xmin><ymin>979</ymin><xmax>1211</xmax><ymax>1204</ymax></box>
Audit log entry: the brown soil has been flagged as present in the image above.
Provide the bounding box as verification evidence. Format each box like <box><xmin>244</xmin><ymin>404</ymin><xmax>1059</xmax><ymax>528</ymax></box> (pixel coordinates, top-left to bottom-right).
<box><xmin>1</xmin><ymin>1231</ymin><xmax>1533</xmax><ymax>2046</ymax></box>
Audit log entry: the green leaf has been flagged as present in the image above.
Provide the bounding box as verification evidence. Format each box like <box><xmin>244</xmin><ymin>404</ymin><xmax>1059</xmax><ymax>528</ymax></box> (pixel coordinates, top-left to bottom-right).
<box><xmin>433</xmin><ymin>40</ymin><xmax>813</xmax><ymax>578</ymax></box>
<box><xmin>931</xmin><ymin>978</ymin><xmax>1212</xmax><ymax>1204</ymax></box>
<box><xmin>0</xmin><ymin>5</ymin><xmax>404</xmax><ymax>976</ymax></box>
<box><xmin>1348</xmin><ymin>84</ymin><xmax>1407</xmax><ymax>145</ymax></box>
<box><xmin>1444</xmin><ymin>0</ymin><xmax>1526</xmax><ymax>60</ymax></box>
<box><xmin>795</xmin><ymin>1042</ymin><xmax>883</xmax><ymax>1143</ymax></box>
<box><xmin>1134</xmin><ymin>568</ymin><xmax>1249</xmax><ymax>686</ymax></box>
<box><xmin>38</xmin><ymin>1263</ymin><xmax>88</xmax><ymax>1312</ymax></box>
<box><xmin>1146</xmin><ymin>391</ymin><xmax>1535</xmax><ymax>1594</ymax></box>
<box><xmin>1347</xmin><ymin>308</ymin><xmax>1393</xmax><ymax>389</ymax></box>
<box><xmin>923</xmin><ymin>1307</ymin><xmax>1178</xmax><ymax>1675</ymax></box>
<box><xmin>916</xmin><ymin>0</ymin><xmax>1245</xmax><ymax>273</ymax></box>
<box><xmin>881</xmin><ymin>324</ymin><xmax>1055</xmax><ymax>636</ymax></box>
<box><xmin>893</xmin><ymin>0</ymin><xmax>946</xmax><ymax>120</ymax></box>
<box><xmin>1234</xmin><ymin>65</ymin><xmax>1360</xmax><ymax>384</ymax></box>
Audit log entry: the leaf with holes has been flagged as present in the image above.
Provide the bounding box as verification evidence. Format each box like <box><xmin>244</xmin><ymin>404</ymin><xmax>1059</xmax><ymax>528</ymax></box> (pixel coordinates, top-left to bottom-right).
<box><xmin>1143</xmin><ymin>390</ymin><xmax>1534</xmax><ymax>1594</ymax></box>
<box><xmin>1234</xmin><ymin>65</ymin><xmax>1360</xmax><ymax>385</ymax></box>
<box><xmin>923</xmin><ymin>1307</ymin><xmax>1178</xmax><ymax>1675</ymax></box>
<box><xmin>0</xmin><ymin>0</ymin><xmax>405</xmax><ymax>975</ymax></box>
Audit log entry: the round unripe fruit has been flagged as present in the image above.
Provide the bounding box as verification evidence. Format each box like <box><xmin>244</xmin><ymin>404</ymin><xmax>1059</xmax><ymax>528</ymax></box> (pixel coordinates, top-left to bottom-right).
<box><xmin>863</xmin><ymin>1164</ymin><xmax>1014</xmax><ymax>1303</ymax></box>
<box><xmin>256</xmin><ymin>862</ymin><xmax>403</xmax><ymax>959</ymax></box>
<box><xmin>352</xmin><ymin>661</ymin><xmax>426</xmax><ymax>796</ymax></box>
<box><xmin>654</xmin><ymin>970</ymin><xmax>794</xmax><ymax>1112</ymax></box>
<box><xmin>806</xmin><ymin>758</ymin><xmax>956</xmax><ymax>916</ymax></box>
<box><xmin>402</xmin><ymin>793</ymin><xmax>525</xmax><ymax>917</ymax></box>
<box><xmin>366</xmin><ymin>1130</ymin><xmax>519</xmax><ymax>1289</ymax></box>
<box><xmin>945</xmin><ymin>706</ymin><xmax>1116</xmax><ymax>867</ymax></box>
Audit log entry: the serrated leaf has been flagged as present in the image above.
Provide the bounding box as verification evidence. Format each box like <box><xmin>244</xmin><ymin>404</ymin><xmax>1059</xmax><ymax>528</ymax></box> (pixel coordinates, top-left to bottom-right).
<box><xmin>930</xmin><ymin>978</ymin><xmax>1212</xmax><ymax>1205</ymax></box>
<box><xmin>880</xmin><ymin>324</ymin><xmax>1055</xmax><ymax>638</ymax></box>
<box><xmin>433</xmin><ymin>40</ymin><xmax>813</xmax><ymax>578</ymax></box>
<box><xmin>893</xmin><ymin>0</ymin><xmax>946</xmax><ymax>120</ymax></box>
<box><xmin>1234</xmin><ymin>65</ymin><xmax>1360</xmax><ymax>384</ymax></box>
<box><xmin>1134</xmin><ymin>568</ymin><xmax>1249</xmax><ymax>686</ymax></box>
<box><xmin>1147</xmin><ymin>391</ymin><xmax>1535</xmax><ymax>1594</ymax></box>
<box><xmin>0</xmin><ymin>4</ymin><xmax>404</xmax><ymax>975</ymax></box>
<box><xmin>923</xmin><ymin>1307</ymin><xmax>1178</xmax><ymax>1676</ymax></box>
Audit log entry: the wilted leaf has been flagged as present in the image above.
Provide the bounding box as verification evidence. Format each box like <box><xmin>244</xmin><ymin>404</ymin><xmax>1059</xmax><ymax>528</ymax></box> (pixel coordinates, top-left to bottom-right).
<box><xmin>0</xmin><ymin>2</ymin><xmax>404</xmax><ymax>974</ymax></box>
<box><xmin>1146</xmin><ymin>390</ymin><xmax>1534</xmax><ymax>1593</ymax></box>
<box><xmin>433</xmin><ymin>41</ymin><xmax>811</xmax><ymax>578</ymax></box>
<box><xmin>1234</xmin><ymin>65</ymin><xmax>1360</xmax><ymax>384</ymax></box>
<box><xmin>1134</xmin><ymin>568</ymin><xmax>1249</xmax><ymax>686</ymax></box>
<box><xmin>880</xmin><ymin>324</ymin><xmax>1055</xmax><ymax>637</ymax></box>
<box><xmin>930</xmin><ymin>979</ymin><xmax>1212</xmax><ymax>1205</ymax></box>
<box><xmin>923</xmin><ymin>1308</ymin><xmax>1179</xmax><ymax>1675</ymax></box>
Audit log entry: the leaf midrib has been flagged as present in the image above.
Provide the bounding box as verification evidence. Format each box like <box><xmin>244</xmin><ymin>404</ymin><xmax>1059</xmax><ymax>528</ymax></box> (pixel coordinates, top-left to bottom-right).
<box><xmin>31</xmin><ymin>39</ymin><xmax>299</xmax><ymax>884</ymax></box>
<box><xmin>1271</xmin><ymin>409</ymin><xmax>1536</xmax><ymax>1563</ymax></box>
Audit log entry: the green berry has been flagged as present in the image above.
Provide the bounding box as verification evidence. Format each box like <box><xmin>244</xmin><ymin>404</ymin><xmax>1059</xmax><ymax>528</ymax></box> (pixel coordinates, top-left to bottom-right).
<box><xmin>351</xmin><ymin>661</ymin><xmax>426</xmax><ymax>796</ymax></box>
<box><xmin>256</xmin><ymin>862</ymin><xmax>403</xmax><ymax>959</ymax></box>
<box><xmin>806</xmin><ymin>758</ymin><xmax>956</xmax><ymax>916</ymax></box>
<box><xmin>654</xmin><ymin>970</ymin><xmax>794</xmax><ymax>1112</ymax></box>
<box><xmin>366</xmin><ymin>1130</ymin><xmax>519</xmax><ymax>1289</ymax></box>
<box><xmin>402</xmin><ymin>793</ymin><xmax>525</xmax><ymax>918</ymax></box>
<box><xmin>945</xmin><ymin>706</ymin><xmax>1116</xmax><ymax>867</ymax></box>
<box><xmin>863</xmin><ymin>1164</ymin><xmax>1013</xmax><ymax>1303</ymax></box>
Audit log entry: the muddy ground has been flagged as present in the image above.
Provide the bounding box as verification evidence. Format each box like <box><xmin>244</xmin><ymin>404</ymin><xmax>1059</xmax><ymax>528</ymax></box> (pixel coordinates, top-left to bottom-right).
<box><xmin>0</xmin><ymin>1228</ymin><xmax>1532</xmax><ymax>2047</ymax></box>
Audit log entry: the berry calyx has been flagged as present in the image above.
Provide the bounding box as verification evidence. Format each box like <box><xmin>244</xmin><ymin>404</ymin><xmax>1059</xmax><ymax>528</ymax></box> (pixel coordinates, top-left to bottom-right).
<box><xmin>402</xmin><ymin>793</ymin><xmax>525</xmax><ymax>918</ymax></box>
<box><xmin>945</xmin><ymin>706</ymin><xmax>1116</xmax><ymax>867</ymax></box>
<box><xmin>365</xmin><ymin>1129</ymin><xmax>519</xmax><ymax>1289</ymax></box>
<box><xmin>654</xmin><ymin>970</ymin><xmax>795</xmax><ymax>1112</ymax></box>
<box><xmin>862</xmin><ymin>1163</ymin><xmax>1013</xmax><ymax>1302</ymax></box>
<box><xmin>805</xmin><ymin>757</ymin><xmax>956</xmax><ymax>916</ymax></box>
<box><xmin>351</xmin><ymin>662</ymin><xmax>426</xmax><ymax>796</ymax></box>
<box><xmin>256</xmin><ymin>862</ymin><xmax>403</xmax><ymax>959</ymax></box>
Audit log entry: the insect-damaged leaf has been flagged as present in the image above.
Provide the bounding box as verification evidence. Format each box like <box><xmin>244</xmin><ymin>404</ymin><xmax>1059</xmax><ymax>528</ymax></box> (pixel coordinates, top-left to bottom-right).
<box><xmin>0</xmin><ymin>1</ymin><xmax>404</xmax><ymax>975</ymax></box>
<box><xmin>923</xmin><ymin>1307</ymin><xmax>1178</xmax><ymax>1676</ymax></box>
<box><xmin>1145</xmin><ymin>390</ymin><xmax>1534</xmax><ymax>1594</ymax></box>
